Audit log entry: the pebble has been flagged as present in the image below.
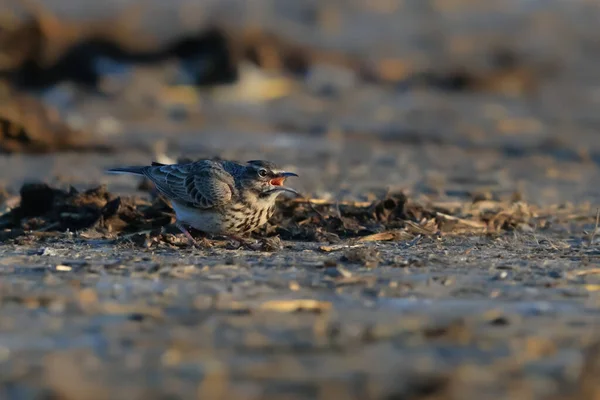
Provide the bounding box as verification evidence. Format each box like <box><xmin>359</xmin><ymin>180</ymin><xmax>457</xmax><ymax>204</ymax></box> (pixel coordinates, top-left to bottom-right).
<box><xmin>324</xmin><ymin>266</ymin><xmax>352</xmax><ymax>279</ymax></box>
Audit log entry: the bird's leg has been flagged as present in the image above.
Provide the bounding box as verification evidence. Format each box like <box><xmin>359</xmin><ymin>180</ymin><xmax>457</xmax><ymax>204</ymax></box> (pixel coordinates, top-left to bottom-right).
<box><xmin>176</xmin><ymin>221</ymin><xmax>200</xmax><ymax>248</ymax></box>
<box><xmin>176</xmin><ymin>221</ymin><xmax>210</xmax><ymax>249</ymax></box>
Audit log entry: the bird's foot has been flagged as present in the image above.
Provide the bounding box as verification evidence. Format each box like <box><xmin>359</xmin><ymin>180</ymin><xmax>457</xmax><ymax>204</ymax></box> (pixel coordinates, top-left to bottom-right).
<box><xmin>224</xmin><ymin>235</ymin><xmax>260</xmax><ymax>251</ymax></box>
<box><xmin>195</xmin><ymin>237</ymin><xmax>214</xmax><ymax>248</ymax></box>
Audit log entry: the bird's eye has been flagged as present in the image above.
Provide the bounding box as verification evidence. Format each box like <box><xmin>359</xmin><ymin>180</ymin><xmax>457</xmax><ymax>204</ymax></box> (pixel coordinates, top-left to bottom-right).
<box><xmin>258</xmin><ymin>168</ymin><xmax>268</xmax><ymax>177</ymax></box>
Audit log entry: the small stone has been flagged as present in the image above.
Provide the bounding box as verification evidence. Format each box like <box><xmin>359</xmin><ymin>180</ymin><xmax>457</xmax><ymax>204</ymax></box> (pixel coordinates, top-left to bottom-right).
<box><xmin>492</xmin><ymin>271</ymin><xmax>509</xmax><ymax>280</ymax></box>
<box><xmin>341</xmin><ymin>247</ymin><xmax>380</xmax><ymax>268</ymax></box>
<box><xmin>77</xmin><ymin>288</ymin><xmax>98</xmax><ymax>308</ymax></box>
<box><xmin>547</xmin><ymin>270</ymin><xmax>564</xmax><ymax>279</ymax></box>
<box><xmin>41</xmin><ymin>247</ymin><xmax>58</xmax><ymax>256</ymax></box>
<box><xmin>324</xmin><ymin>266</ymin><xmax>352</xmax><ymax>279</ymax></box>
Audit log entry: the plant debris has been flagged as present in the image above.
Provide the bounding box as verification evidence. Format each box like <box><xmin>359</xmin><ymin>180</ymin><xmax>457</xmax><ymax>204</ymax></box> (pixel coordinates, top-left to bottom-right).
<box><xmin>0</xmin><ymin>182</ymin><xmax>579</xmax><ymax>248</ymax></box>
<box><xmin>257</xmin><ymin>299</ymin><xmax>332</xmax><ymax>313</ymax></box>
<box><xmin>0</xmin><ymin>182</ymin><xmax>172</xmax><ymax>241</ymax></box>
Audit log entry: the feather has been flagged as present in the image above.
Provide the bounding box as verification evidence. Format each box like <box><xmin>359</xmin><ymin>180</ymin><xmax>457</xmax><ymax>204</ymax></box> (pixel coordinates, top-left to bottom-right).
<box><xmin>141</xmin><ymin>160</ymin><xmax>236</xmax><ymax>209</ymax></box>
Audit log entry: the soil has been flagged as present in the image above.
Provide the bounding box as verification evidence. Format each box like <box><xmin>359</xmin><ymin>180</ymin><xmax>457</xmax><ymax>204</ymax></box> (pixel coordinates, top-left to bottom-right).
<box><xmin>0</xmin><ymin>1</ymin><xmax>599</xmax><ymax>399</ymax></box>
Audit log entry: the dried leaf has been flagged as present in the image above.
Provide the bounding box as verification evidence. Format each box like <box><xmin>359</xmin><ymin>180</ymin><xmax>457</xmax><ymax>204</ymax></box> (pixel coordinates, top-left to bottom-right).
<box><xmin>357</xmin><ymin>230</ymin><xmax>413</xmax><ymax>242</ymax></box>
<box><xmin>318</xmin><ymin>244</ymin><xmax>360</xmax><ymax>252</ymax></box>
<box><xmin>258</xmin><ymin>299</ymin><xmax>331</xmax><ymax>313</ymax></box>
<box><xmin>436</xmin><ymin>212</ymin><xmax>487</xmax><ymax>230</ymax></box>
<box><xmin>568</xmin><ymin>268</ymin><xmax>600</xmax><ymax>278</ymax></box>
<box><xmin>405</xmin><ymin>220</ymin><xmax>437</xmax><ymax>235</ymax></box>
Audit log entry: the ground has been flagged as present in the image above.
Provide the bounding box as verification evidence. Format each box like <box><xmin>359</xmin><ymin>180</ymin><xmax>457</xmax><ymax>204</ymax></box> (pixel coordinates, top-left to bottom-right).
<box><xmin>0</xmin><ymin>1</ymin><xmax>600</xmax><ymax>399</ymax></box>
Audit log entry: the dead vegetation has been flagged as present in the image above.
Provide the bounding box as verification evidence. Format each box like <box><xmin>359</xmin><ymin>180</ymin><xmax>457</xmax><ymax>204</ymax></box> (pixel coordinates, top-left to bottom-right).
<box><xmin>0</xmin><ymin>181</ymin><xmax>591</xmax><ymax>248</ymax></box>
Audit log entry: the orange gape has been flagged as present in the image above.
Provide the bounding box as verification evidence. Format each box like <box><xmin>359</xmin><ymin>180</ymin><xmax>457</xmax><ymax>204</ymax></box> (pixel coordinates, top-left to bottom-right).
<box><xmin>270</xmin><ymin>177</ymin><xmax>286</xmax><ymax>186</ymax></box>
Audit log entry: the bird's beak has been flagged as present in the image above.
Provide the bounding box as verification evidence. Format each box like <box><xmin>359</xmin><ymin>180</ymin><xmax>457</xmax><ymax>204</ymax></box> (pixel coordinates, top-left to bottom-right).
<box><xmin>276</xmin><ymin>171</ymin><xmax>299</xmax><ymax>178</ymax></box>
<box><xmin>272</xmin><ymin>186</ymin><xmax>300</xmax><ymax>197</ymax></box>
<box><xmin>269</xmin><ymin>171</ymin><xmax>298</xmax><ymax>186</ymax></box>
<box><xmin>267</xmin><ymin>171</ymin><xmax>300</xmax><ymax>196</ymax></box>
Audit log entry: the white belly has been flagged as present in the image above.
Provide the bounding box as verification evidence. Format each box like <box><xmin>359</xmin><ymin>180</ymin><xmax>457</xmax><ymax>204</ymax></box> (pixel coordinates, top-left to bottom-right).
<box><xmin>171</xmin><ymin>202</ymin><xmax>227</xmax><ymax>234</ymax></box>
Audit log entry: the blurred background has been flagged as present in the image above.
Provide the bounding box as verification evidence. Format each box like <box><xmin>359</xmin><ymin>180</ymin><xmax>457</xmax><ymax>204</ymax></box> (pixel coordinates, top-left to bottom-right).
<box><xmin>1</xmin><ymin>0</ymin><xmax>600</xmax><ymax>205</ymax></box>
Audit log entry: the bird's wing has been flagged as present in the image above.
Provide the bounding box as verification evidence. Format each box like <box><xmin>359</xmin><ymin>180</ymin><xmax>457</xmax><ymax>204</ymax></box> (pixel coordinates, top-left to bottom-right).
<box><xmin>142</xmin><ymin>160</ymin><xmax>235</xmax><ymax>209</ymax></box>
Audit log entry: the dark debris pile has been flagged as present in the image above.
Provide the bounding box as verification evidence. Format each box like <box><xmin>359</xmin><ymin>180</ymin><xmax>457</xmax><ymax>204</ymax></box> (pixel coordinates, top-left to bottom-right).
<box><xmin>0</xmin><ymin>183</ymin><xmax>173</xmax><ymax>241</ymax></box>
<box><xmin>261</xmin><ymin>192</ymin><xmax>420</xmax><ymax>242</ymax></box>
<box><xmin>261</xmin><ymin>192</ymin><xmax>545</xmax><ymax>243</ymax></box>
<box><xmin>0</xmin><ymin>182</ymin><xmax>559</xmax><ymax>247</ymax></box>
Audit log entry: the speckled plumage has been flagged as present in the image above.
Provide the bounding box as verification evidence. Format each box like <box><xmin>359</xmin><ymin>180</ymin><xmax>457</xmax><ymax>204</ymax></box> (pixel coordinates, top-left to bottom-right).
<box><xmin>108</xmin><ymin>159</ymin><xmax>299</xmax><ymax>247</ymax></box>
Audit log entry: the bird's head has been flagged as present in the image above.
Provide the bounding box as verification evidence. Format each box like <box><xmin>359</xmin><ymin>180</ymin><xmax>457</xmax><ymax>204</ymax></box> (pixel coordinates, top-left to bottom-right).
<box><xmin>241</xmin><ymin>160</ymin><xmax>300</xmax><ymax>199</ymax></box>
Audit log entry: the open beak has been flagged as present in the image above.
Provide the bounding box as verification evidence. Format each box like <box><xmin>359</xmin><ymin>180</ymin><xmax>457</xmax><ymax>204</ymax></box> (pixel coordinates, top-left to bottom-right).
<box><xmin>276</xmin><ymin>172</ymin><xmax>299</xmax><ymax>178</ymax></box>
<box><xmin>267</xmin><ymin>171</ymin><xmax>300</xmax><ymax>196</ymax></box>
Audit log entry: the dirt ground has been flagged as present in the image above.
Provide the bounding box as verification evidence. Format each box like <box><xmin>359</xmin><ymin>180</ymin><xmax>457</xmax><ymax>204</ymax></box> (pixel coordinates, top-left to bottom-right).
<box><xmin>1</xmin><ymin>1</ymin><xmax>600</xmax><ymax>399</ymax></box>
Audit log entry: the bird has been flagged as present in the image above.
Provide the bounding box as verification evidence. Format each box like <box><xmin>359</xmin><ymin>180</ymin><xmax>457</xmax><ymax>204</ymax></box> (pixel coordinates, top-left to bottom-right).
<box><xmin>107</xmin><ymin>159</ymin><xmax>299</xmax><ymax>248</ymax></box>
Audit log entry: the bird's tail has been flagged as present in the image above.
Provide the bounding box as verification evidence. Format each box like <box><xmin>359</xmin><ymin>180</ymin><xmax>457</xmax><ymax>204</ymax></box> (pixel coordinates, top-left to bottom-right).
<box><xmin>106</xmin><ymin>166</ymin><xmax>147</xmax><ymax>176</ymax></box>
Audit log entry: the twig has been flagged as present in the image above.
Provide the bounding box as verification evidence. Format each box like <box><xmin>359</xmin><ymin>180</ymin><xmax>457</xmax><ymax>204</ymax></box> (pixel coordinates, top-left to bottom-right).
<box><xmin>305</xmin><ymin>197</ymin><xmax>326</xmax><ymax>221</ymax></box>
<box><xmin>37</xmin><ymin>222</ymin><xmax>61</xmax><ymax>232</ymax></box>
<box><xmin>590</xmin><ymin>208</ymin><xmax>599</xmax><ymax>247</ymax></box>
<box><xmin>403</xmin><ymin>234</ymin><xmax>423</xmax><ymax>249</ymax></box>
<box><xmin>290</xmin><ymin>194</ymin><xmax>326</xmax><ymax>222</ymax></box>
<box><xmin>291</xmin><ymin>198</ymin><xmax>372</xmax><ymax>208</ymax></box>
